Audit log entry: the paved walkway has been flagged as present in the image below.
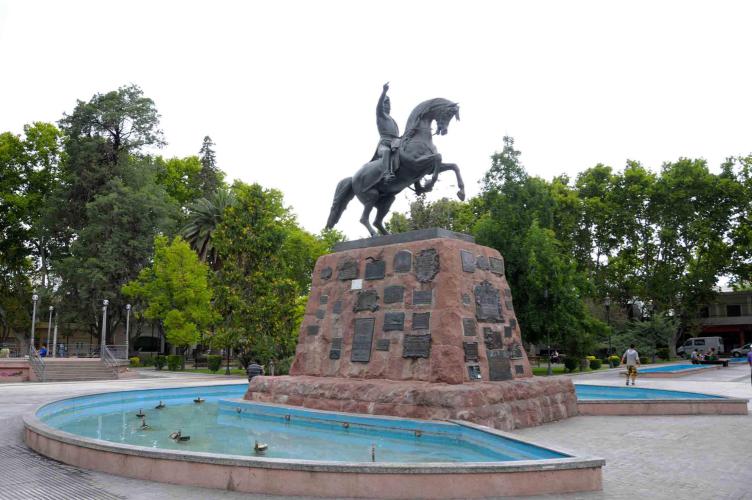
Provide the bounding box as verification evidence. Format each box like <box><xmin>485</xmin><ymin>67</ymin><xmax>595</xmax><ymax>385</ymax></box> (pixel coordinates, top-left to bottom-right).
<box><xmin>1</xmin><ymin>365</ymin><xmax>750</xmax><ymax>499</ymax></box>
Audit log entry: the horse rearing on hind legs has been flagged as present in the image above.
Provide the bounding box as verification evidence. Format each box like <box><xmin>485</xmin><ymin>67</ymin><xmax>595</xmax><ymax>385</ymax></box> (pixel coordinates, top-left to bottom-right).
<box><xmin>325</xmin><ymin>98</ymin><xmax>465</xmax><ymax>236</ymax></box>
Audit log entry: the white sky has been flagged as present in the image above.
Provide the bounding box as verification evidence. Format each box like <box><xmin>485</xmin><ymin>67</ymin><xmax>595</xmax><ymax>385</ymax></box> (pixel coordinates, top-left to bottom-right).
<box><xmin>2</xmin><ymin>1</ymin><xmax>752</xmax><ymax>240</ymax></box>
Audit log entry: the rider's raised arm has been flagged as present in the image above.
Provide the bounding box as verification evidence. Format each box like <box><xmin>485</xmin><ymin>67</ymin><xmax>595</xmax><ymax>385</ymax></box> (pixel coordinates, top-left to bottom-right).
<box><xmin>377</xmin><ymin>82</ymin><xmax>389</xmax><ymax>118</ymax></box>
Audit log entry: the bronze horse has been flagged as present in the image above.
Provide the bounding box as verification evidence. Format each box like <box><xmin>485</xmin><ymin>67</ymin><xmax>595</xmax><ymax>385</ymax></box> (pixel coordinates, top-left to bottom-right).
<box><xmin>325</xmin><ymin>98</ymin><xmax>465</xmax><ymax>236</ymax></box>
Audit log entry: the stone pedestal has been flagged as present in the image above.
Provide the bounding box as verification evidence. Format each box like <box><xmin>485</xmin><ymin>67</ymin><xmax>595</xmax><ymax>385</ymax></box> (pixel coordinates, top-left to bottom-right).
<box><xmin>246</xmin><ymin>229</ymin><xmax>577</xmax><ymax>430</ymax></box>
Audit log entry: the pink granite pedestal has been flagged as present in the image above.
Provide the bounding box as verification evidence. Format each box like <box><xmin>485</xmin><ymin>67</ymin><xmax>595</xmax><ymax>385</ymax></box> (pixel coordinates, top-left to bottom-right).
<box><xmin>246</xmin><ymin>229</ymin><xmax>578</xmax><ymax>430</ymax></box>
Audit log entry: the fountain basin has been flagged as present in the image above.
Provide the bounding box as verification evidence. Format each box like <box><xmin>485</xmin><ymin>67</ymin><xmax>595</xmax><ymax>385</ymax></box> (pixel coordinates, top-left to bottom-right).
<box><xmin>575</xmin><ymin>384</ymin><xmax>748</xmax><ymax>416</ymax></box>
<box><xmin>24</xmin><ymin>383</ymin><xmax>603</xmax><ymax>498</ymax></box>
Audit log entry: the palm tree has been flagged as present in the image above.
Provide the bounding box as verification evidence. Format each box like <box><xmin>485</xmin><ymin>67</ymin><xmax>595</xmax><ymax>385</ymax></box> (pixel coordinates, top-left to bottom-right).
<box><xmin>181</xmin><ymin>189</ymin><xmax>234</xmax><ymax>269</ymax></box>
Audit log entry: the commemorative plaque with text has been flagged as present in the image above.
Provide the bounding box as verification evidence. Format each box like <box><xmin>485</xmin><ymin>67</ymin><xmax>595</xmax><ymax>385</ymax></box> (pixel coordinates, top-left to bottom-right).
<box><xmin>307</xmin><ymin>325</ymin><xmax>319</xmax><ymax>336</ymax></box>
<box><xmin>320</xmin><ymin>267</ymin><xmax>332</xmax><ymax>280</ymax></box>
<box><xmin>504</xmin><ymin>326</ymin><xmax>512</xmax><ymax>338</ymax></box>
<box><xmin>462</xmin><ymin>293</ymin><xmax>471</xmax><ymax>305</ymax></box>
<box><xmin>509</xmin><ymin>343</ymin><xmax>524</xmax><ymax>359</ymax></box>
<box><xmin>337</xmin><ymin>260</ymin><xmax>359</xmax><ymax>280</ymax></box>
<box><xmin>468</xmin><ymin>365</ymin><xmax>482</xmax><ymax>380</ymax></box>
<box><xmin>412</xmin><ymin>290</ymin><xmax>432</xmax><ymax>306</ymax></box>
<box><xmin>463</xmin><ymin>342</ymin><xmax>479</xmax><ymax>362</ymax></box>
<box><xmin>402</xmin><ymin>333</ymin><xmax>431</xmax><ymax>358</ymax></box>
<box><xmin>332</xmin><ymin>300</ymin><xmax>343</xmax><ymax>314</ymax></box>
<box><xmin>460</xmin><ymin>249</ymin><xmax>476</xmax><ymax>273</ymax></box>
<box><xmin>351</xmin><ymin>318</ymin><xmax>375</xmax><ymax>362</ymax></box>
<box><xmin>375</xmin><ymin>338</ymin><xmax>391</xmax><ymax>351</ymax></box>
<box><xmin>476</xmin><ymin>255</ymin><xmax>489</xmax><ymax>271</ymax></box>
<box><xmin>475</xmin><ymin>280</ymin><xmax>502</xmax><ymax>322</ymax></box>
<box><xmin>329</xmin><ymin>337</ymin><xmax>342</xmax><ymax>360</ymax></box>
<box><xmin>489</xmin><ymin>257</ymin><xmax>504</xmax><ymax>276</ymax></box>
<box><xmin>415</xmin><ymin>248</ymin><xmax>439</xmax><ymax>282</ymax></box>
<box><xmin>393</xmin><ymin>250</ymin><xmax>412</xmax><ymax>273</ymax></box>
<box><xmin>412</xmin><ymin>312</ymin><xmax>430</xmax><ymax>330</ymax></box>
<box><xmin>319</xmin><ymin>294</ymin><xmax>328</xmax><ymax>304</ymax></box>
<box><xmin>383</xmin><ymin>312</ymin><xmax>405</xmax><ymax>331</ymax></box>
<box><xmin>383</xmin><ymin>285</ymin><xmax>404</xmax><ymax>304</ymax></box>
<box><xmin>515</xmin><ymin>365</ymin><xmax>524</xmax><ymax>374</ymax></box>
<box><xmin>487</xmin><ymin>349</ymin><xmax>513</xmax><ymax>381</ymax></box>
<box><xmin>483</xmin><ymin>327</ymin><xmax>502</xmax><ymax>350</ymax></box>
<box><xmin>314</xmin><ymin>309</ymin><xmax>325</xmax><ymax>320</ymax></box>
<box><xmin>365</xmin><ymin>259</ymin><xmax>386</xmax><ymax>280</ymax></box>
<box><xmin>463</xmin><ymin>318</ymin><xmax>477</xmax><ymax>336</ymax></box>
<box><xmin>354</xmin><ymin>290</ymin><xmax>380</xmax><ymax>312</ymax></box>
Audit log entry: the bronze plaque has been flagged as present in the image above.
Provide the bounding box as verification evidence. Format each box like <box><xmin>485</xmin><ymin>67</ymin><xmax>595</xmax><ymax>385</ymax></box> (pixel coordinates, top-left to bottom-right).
<box><xmin>394</xmin><ymin>250</ymin><xmax>412</xmax><ymax>273</ymax></box>
<box><xmin>488</xmin><ymin>349</ymin><xmax>513</xmax><ymax>381</ymax></box>
<box><xmin>505</xmin><ymin>288</ymin><xmax>512</xmax><ymax>297</ymax></box>
<box><xmin>509</xmin><ymin>343</ymin><xmax>524</xmax><ymax>359</ymax></box>
<box><xmin>412</xmin><ymin>312</ymin><xmax>430</xmax><ymax>330</ymax></box>
<box><xmin>351</xmin><ymin>318</ymin><xmax>375</xmax><ymax>362</ymax></box>
<box><xmin>365</xmin><ymin>259</ymin><xmax>386</xmax><ymax>280</ymax></box>
<box><xmin>375</xmin><ymin>338</ymin><xmax>391</xmax><ymax>351</ymax></box>
<box><xmin>320</xmin><ymin>267</ymin><xmax>333</xmax><ymax>280</ymax></box>
<box><xmin>463</xmin><ymin>342</ymin><xmax>479</xmax><ymax>362</ymax></box>
<box><xmin>468</xmin><ymin>365</ymin><xmax>482</xmax><ymax>380</ymax></box>
<box><xmin>329</xmin><ymin>337</ymin><xmax>342</xmax><ymax>359</ymax></box>
<box><xmin>338</xmin><ymin>259</ymin><xmax>359</xmax><ymax>280</ymax></box>
<box><xmin>315</xmin><ymin>309</ymin><xmax>326</xmax><ymax>320</ymax></box>
<box><xmin>504</xmin><ymin>326</ymin><xmax>512</xmax><ymax>338</ymax></box>
<box><xmin>354</xmin><ymin>290</ymin><xmax>379</xmax><ymax>312</ymax></box>
<box><xmin>307</xmin><ymin>325</ymin><xmax>319</xmax><ymax>336</ymax></box>
<box><xmin>490</xmin><ymin>257</ymin><xmax>504</xmax><ymax>275</ymax></box>
<box><xmin>462</xmin><ymin>293</ymin><xmax>471</xmax><ymax>305</ymax></box>
<box><xmin>483</xmin><ymin>327</ymin><xmax>502</xmax><ymax>350</ymax></box>
<box><xmin>463</xmin><ymin>318</ymin><xmax>477</xmax><ymax>336</ymax></box>
<box><xmin>383</xmin><ymin>312</ymin><xmax>405</xmax><ymax>331</ymax></box>
<box><xmin>475</xmin><ymin>280</ymin><xmax>502</xmax><ymax>323</ymax></box>
<box><xmin>415</xmin><ymin>248</ymin><xmax>439</xmax><ymax>282</ymax></box>
<box><xmin>510</xmin><ymin>318</ymin><xmax>517</xmax><ymax>329</ymax></box>
<box><xmin>476</xmin><ymin>255</ymin><xmax>490</xmax><ymax>271</ymax></box>
<box><xmin>460</xmin><ymin>250</ymin><xmax>476</xmax><ymax>273</ymax></box>
<box><xmin>383</xmin><ymin>285</ymin><xmax>405</xmax><ymax>304</ymax></box>
<box><xmin>505</xmin><ymin>300</ymin><xmax>514</xmax><ymax>312</ymax></box>
<box><xmin>332</xmin><ymin>300</ymin><xmax>343</xmax><ymax>314</ymax></box>
<box><xmin>412</xmin><ymin>290</ymin><xmax>432</xmax><ymax>306</ymax></box>
<box><xmin>319</xmin><ymin>294</ymin><xmax>329</xmax><ymax>304</ymax></box>
<box><xmin>402</xmin><ymin>333</ymin><xmax>431</xmax><ymax>358</ymax></box>
<box><xmin>514</xmin><ymin>365</ymin><xmax>524</xmax><ymax>375</ymax></box>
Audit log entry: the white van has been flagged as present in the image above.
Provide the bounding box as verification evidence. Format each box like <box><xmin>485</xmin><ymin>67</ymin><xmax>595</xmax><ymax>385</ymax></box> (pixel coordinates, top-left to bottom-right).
<box><xmin>677</xmin><ymin>337</ymin><xmax>724</xmax><ymax>357</ymax></box>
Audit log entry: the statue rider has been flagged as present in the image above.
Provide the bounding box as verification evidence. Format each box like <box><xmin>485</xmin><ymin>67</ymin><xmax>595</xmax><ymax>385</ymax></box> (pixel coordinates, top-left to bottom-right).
<box><xmin>373</xmin><ymin>82</ymin><xmax>400</xmax><ymax>182</ymax></box>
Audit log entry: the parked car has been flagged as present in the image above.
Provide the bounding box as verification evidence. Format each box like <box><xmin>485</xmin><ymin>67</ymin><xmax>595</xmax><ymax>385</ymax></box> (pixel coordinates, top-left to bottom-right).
<box><xmin>677</xmin><ymin>336</ymin><xmax>724</xmax><ymax>357</ymax></box>
<box><xmin>731</xmin><ymin>343</ymin><xmax>751</xmax><ymax>358</ymax></box>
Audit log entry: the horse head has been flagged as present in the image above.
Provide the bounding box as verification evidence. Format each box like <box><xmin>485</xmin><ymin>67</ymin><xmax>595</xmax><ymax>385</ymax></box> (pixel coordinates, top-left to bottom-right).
<box><xmin>404</xmin><ymin>98</ymin><xmax>460</xmax><ymax>139</ymax></box>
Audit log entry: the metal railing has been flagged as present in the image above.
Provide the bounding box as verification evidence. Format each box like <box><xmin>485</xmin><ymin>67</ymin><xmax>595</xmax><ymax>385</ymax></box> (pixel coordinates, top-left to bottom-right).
<box><xmin>105</xmin><ymin>344</ymin><xmax>129</xmax><ymax>360</ymax></box>
<box><xmin>28</xmin><ymin>346</ymin><xmax>46</xmax><ymax>382</ymax></box>
<box><xmin>101</xmin><ymin>345</ymin><xmax>118</xmax><ymax>369</ymax></box>
<box><xmin>0</xmin><ymin>344</ymin><xmax>25</xmax><ymax>358</ymax></box>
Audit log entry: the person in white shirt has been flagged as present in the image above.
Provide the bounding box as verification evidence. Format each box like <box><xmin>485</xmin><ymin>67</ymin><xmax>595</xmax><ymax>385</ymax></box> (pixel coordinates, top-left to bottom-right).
<box><xmin>621</xmin><ymin>344</ymin><xmax>640</xmax><ymax>386</ymax></box>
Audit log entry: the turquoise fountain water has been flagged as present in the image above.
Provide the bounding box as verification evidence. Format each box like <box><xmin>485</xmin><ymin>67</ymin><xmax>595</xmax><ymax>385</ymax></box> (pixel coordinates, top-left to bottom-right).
<box><xmin>37</xmin><ymin>384</ymin><xmax>567</xmax><ymax>463</ymax></box>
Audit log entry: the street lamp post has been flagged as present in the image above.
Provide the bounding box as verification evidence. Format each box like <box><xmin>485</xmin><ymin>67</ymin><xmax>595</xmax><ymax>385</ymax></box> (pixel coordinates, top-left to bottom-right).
<box><xmin>100</xmin><ymin>300</ymin><xmax>109</xmax><ymax>357</ymax></box>
<box><xmin>46</xmin><ymin>306</ymin><xmax>54</xmax><ymax>352</ymax></box>
<box><xmin>30</xmin><ymin>294</ymin><xmax>39</xmax><ymax>352</ymax></box>
<box><xmin>125</xmin><ymin>304</ymin><xmax>131</xmax><ymax>359</ymax></box>
<box><xmin>225</xmin><ymin>346</ymin><xmax>231</xmax><ymax>375</ymax></box>
<box><xmin>545</xmin><ymin>288</ymin><xmax>552</xmax><ymax>376</ymax></box>
<box><xmin>604</xmin><ymin>296</ymin><xmax>611</xmax><ymax>355</ymax></box>
<box><xmin>52</xmin><ymin>312</ymin><xmax>59</xmax><ymax>358</ymax></box>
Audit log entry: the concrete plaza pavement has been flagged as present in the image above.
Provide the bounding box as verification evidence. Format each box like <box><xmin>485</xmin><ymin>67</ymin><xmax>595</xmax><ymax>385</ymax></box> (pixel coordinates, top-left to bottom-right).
<box><xmin>1</xmin><ymin>364</ymin><xmax>750</xmax><ymax>499</ymax></box>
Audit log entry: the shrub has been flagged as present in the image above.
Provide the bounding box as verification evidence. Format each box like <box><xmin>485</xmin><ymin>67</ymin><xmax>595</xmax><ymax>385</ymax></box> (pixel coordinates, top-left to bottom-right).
<box><xmin>139</xmin><ymin>354</ymin><xmax>155</xmax><ymax>366</ymax></box>
<box><xmin>154</xmin><ymin>355</ymin><xmax>166</xmax><ymax>370</ymax></box>
<box><xmin>0</xmin><ymin>348</ymin><xmax>10</xmax><ymax>358</ymax></box>
<box><xmin>586</xmin><ymin>355</ymin><xmax>596</xmax><ymax>361</ymax></box>
<box><xmin>564</xmin><ymin>357</ymin><xmax>578</xmax><ymax>372</ymax></box>
<box><xmin>608</xmin><ymin>355</ymin><xmax>621</xmax><ymax>368</ymax></box>
<box><xmin>656</xmin><ymin>347</ymin><xmax>670</xmax><ymax>360</ymax></box>
<box><xmin>129</xmin><ymin>356</ymin><xmax>141</xmax><ymax>367</ymax></box>
<box><xmin>589</xmin><ymin>359</ymin><xmax>602</xmax><ymax>370</ymax></box>
<box><xmin>167</xmin><ymin>355</ymin><xmax>184</xmax><ymax>371</ymax></box>
<box><xmin>207</xmin><ymin>354</ymin><xmax>222</xmax><ymax>373</ymax></box>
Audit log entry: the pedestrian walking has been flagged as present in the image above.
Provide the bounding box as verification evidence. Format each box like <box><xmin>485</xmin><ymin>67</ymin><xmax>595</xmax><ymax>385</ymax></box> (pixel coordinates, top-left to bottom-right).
<box><xmin>621</xmin><ymin>344</ymin><xmax>640</xmax><ymax>386</ymax></box>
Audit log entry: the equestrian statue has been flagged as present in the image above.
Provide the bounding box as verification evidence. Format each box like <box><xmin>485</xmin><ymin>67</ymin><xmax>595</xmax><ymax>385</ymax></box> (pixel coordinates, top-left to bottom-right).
<box><xmin>325</xmin><ymin>83</ymin><xmax>465</xmax><ymax>236</ymax></box>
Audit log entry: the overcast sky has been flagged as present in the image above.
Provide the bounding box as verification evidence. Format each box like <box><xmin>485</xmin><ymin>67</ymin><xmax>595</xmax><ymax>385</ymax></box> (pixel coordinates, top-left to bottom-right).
<box><xmin>2</xmin><ymin>1</ymin><xmax>751</xmax><ymax>240</ymax></box>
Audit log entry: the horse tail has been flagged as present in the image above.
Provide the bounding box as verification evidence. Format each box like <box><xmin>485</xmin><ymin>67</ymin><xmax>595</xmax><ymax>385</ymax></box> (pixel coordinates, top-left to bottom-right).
<box><xmin>326</xmin><ymin>177</ymin><xmax>355</xmax><ymax>229</ymax></box>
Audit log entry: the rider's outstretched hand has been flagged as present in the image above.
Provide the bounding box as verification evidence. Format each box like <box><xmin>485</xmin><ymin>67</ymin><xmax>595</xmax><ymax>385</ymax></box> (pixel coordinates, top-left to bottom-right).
<box><xmin>383</xmin><ymin>82</ymin><xmax>390</xmax><ymax>92</ymax></box>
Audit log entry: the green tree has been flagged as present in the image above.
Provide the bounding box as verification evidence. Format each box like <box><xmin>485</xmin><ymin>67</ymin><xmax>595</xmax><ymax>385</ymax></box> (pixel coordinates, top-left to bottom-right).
<box><xmin>181</xmin><ymin>189</ymin><xmax>236</xmax><ymax>269</ymax></box>
<box><xmin>155</xmin><ymin>155</ymin><xmax>203</xmax><ymax>207</ymax></box>
<box><xmin>386</xmin><ymin>196</ymin><xmax>475</xmax><ymax>233</ymax></box>
<box><xmin>198</xmin><ymin>136</ymin><xmax>223</xmax><ymax>196</ymax></box>
<box><xmin>123</xmin><ymin>236</ymin><xmax>216</xmax><ymax>351</ymax></box>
